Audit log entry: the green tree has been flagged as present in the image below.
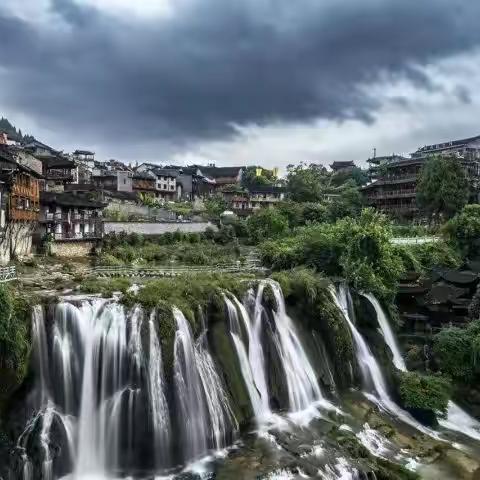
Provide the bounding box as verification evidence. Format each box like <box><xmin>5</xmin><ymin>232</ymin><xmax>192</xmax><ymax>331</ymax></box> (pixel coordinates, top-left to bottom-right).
<box><xmin>326</xmin><ymin>180</ymin><xmax>363</xmax><ymax>221</ymax></box>
<box><xmin>433</xmin><ymin>320</ymin><xmax>480</xmax><ymax>382</ymax></box>
<box><xmin>286</xmin><ymin>163</ymin><xmax>330</xmax><ymax>203</ymax></box>
<box><xmin>241</xmin><ymin>166</ymin><xmax>276</xmax><ymax>190</ymax></box>
<box><xmin>330</xmin><ymin>167</ymin><xmax>369</xmax><ymax>187</ymax></box>
<box><xmin>204</xmin><ymin>194</ymin><xmax>229</xmax><ymax>218</ymax></box>
<box><xmin>443</xmin><ymin>204</ymin><xmax>480</xmax><ymax>257</ymax></box>
<box><xmin>417</xmin><ymin>156</ymin><xmax>469</xmax><ymax>219</ymax></box>
<box><xmin>246</xmin><ymin>208</ymin><xmax>289</xmax><ymax>244</ymax></box>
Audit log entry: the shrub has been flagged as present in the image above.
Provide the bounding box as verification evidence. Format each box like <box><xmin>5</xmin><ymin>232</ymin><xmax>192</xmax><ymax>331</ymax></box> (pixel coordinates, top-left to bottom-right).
<box><xmin>246</xmin><ymin>208</ymin><xmax>289</xmax><ymax>244</ymax></box>
<box><xmin>433</xmin><ymin>321</ymin><xmax>480</xmax><ymax>382</ymax></box>
<box><xmin>398</xmin><ymin>371</ymin><xmax>451</xmax><ymax>417</ymax></box>
<box><xmin>0</xmin><ymin>286</ymin><xmax>31</xmax><ymax>385</ymax></box>
<box><xmin>443</xmin><ymin>204</ymin><xmax>480</xmax><ymax>258</ymax></box>
<box><xmin>261</xmin><ymin>209</ymin><xmax>404</xmax><ymax>301</ymax></box>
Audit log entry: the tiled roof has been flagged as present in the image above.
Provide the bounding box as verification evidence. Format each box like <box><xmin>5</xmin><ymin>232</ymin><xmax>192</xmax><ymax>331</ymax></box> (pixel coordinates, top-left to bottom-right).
<box><xmin>43</xmin><ymin>155</ymin><xmax>76</xmax><ymax>169</ymax></box>
<box><xmin>40</xmin><ymin>191</ymin><xmax>105</xmax><ymax>208</ymax></box>
<box><xmin>415</xmin><ymin>135</ymin><xmax>480</xmax><ymax>154</ymax></box>
<box><xmin>197</xmin><ymin>166</ymin><xmax>245</xmax><ymax>178</ymax></box>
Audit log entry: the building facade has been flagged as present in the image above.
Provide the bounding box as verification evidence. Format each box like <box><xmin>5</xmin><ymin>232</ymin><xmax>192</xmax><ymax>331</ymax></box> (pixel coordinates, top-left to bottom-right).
<box><xmin>223</xmin><ymin>185</ymin><xmax>285</xmax><ymax>216</ymax></box>
<box><xmin>362</xmin><ymin>135</ymin><xmax>480</xmax><ymax>218</ymax></box>
<box><xmin>0</xmin><ymin>145</ymin><xmax>42</xmax><ymax>263</ymax></box>
<box><xmin>37</xmin><ymin>192</ymin><xmax>104</xmax><ymax>257</ymax></box>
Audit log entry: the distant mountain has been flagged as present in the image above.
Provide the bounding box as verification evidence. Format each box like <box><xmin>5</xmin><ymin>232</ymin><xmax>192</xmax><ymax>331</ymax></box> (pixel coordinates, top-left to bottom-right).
<box><xmin>0</xmin><ymin>117</ymin><xmax>35</xmax><ymax>143</ymax></box>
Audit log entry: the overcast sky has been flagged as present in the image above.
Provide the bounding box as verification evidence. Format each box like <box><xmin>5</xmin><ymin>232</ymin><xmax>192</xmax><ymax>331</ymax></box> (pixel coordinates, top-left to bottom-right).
<box><xmin>1</xmin><ymin>0</ymin><xmax>480</xmax><ymax>170</ymax></box>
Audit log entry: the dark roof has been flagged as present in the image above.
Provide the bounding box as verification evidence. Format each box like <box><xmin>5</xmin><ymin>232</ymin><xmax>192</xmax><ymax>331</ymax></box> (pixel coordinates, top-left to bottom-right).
<box><xmin>133</xmin><ymin>171</ymin><xmax>156</xmax><ymax>180</ymax></box>
<box><xmin>73</xmin><ymin>150</ymin><xmax>94</xmax><ymax>156</ymax></box>
<box><xmin>330</xmin><ymin>161</ymin><xmax>355</xmax><ymax>169</ymax></box>
<box><xmin>65</xmin><ymin>183</ymin><xmax>97</xmax><ymax>192</ymax></box>
<box><xmin>0</xmin><ymin>145</ymin><xmax>43</xmax><ymax>178</ymax></box>
<box><xmin>43</xmin><ymin>155</ymin><xmax>76</xmax><ymax>169</ymax></box>
<box><xmin>92</xmin><ymin>173</ymin><xmax>116</xmax><ymax>179</ymax></box>
<box><xmin>152</xmin><ymin>167</ymin><xmax>178</xmax><ymax>177</ymax></box>
<box><xmin>415</xmin><ymin>135</ymin><xmax>480</xmax><ymax>154</ymax></box>
<box><xmin>103</xmin><ymin>190</ymin><xmax>139</xmax><ymax>202</ymax></box>
<box><xmin>40</xmin><ymin>191</ymin><xmax>105</xmax><ymax>208</ymax></box>
<box><xmin>23</xmin><ymin>140</ymin><xmax>60</xmax><ymax>154</ymax></box>
<box><xmin>367</xmin><ymin>155</ymin><xmax>409</xmax><ymax>167</ymax></box>
<box><xmin>198</xmin><ymin>166</ymin><xmax>245</xmax><ymax>178</ymax></box>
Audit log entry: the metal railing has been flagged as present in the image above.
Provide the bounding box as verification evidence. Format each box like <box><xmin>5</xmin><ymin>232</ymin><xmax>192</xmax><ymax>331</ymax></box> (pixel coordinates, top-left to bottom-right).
<box><xmin>0</xmin><ymin>266</ymin><xmax>17</xmax><ymax>283</ymax></box>
<box><xmin>91</xmin><ymin>264</ymin><xmax>266</xmax><ymax>278</ymax></box>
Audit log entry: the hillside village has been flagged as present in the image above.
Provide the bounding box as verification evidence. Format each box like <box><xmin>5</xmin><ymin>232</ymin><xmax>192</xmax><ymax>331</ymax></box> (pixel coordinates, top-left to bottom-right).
<box><xmin>0</xmin><ymin>117</ymin><xmax>480</xmax><ymax>264</ymax></box>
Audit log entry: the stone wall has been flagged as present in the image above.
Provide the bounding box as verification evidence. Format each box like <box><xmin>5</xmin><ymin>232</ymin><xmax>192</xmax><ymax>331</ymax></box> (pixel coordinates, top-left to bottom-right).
<box><xmin>0</xmin><ymin>222</ymin><xmax>35</xmax><ymax>265</ymax></box>
<box><xmin>104</xmin><ymin>221</ymin><xmax>217</xmax><ymax>235</ymax></box>
<box><xmin>51</xmin><ymin>240</ymin><xmax>96</xmax><ymax>257</ymax></box>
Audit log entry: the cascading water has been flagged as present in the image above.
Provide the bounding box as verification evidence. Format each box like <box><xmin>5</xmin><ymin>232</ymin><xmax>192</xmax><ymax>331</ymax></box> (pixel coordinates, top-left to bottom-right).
<box><xmin>364</xmin><ymin>292</ymin><xmax>480</xmax><ymax>442</ymax></box>
<box><xmin>362</xmin><ymin>294</ymin><xmax>406</xmax><ymax>371</ymax></box>
<box><xmin>14</xmin><ymin>297</ymin><xmax>239</xmax><ymax>479</ymax></box>
<box><xmin>225</xmin><ymin>280</ymin><xmax>326</xmax><ymax>426</ymax></box>
<box><xmin>173</xmin><ymin>306</ymin><xmax>237</xmax><ymax>462</ymax></box>
<box><xmin>148</xmin><ymin>311</ymin><xmax>171</xmax><ymax>466</ymax></box>
<box><xmin>225</xmin><ymin>293</ymin><xmax>272</xmax><ymax>422</ymax></box>
<box><xmin>333</xmin><ymin>285</ymin><xmax>435</xmax><ymax>436</ymax></box>
<box><xmin>267</xmin><ymin>281</ymin><xmax>324</xmax><ymax>413</ymax></box>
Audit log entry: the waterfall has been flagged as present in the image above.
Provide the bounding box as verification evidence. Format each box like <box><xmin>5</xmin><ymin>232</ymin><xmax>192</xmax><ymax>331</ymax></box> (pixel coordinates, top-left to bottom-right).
<box><xmin>75</xmin><ymin>300</ymin><xmax>126</xmax><ymax>475</ymax></box>
<box><xmin>333</xmin><ymin>285</ymin><xmax>434</xmax><ymax>436</ymax></box>
<box><xmin>439</xmin><ymin>403</ymin><xmax>480</xmax><ymax>441</ymax></box>
<box><xmin>32</xmin><ymin>305</ymin><xmax>50</xmax><ymax>403</ymax></box>
<box><xmin>173</xmin><ymin>306</ymin><xmax>236</xmax><ymax>461</ymax></box>
<box><xmin>173</xmin><ymin>307</ymin><xmax>209</xmax><ymax>460</ymax></box>
<box><xmin>148</xmin><ymin>311</ymin><xmax>171</xmax><ymax>466</ymax></box>
<box><xmin>15</xmin><ymin>297</ymin><xmax>241</xmax><ymax>478</ymax></box>
<box><xmin>363</xmin><ymin>292</ymin><xmax>480</xmax><ymax>442</ymax></box>
<box><xmin>196</xmin><ymin>330</ymin><xmax>238</xmax><ymax>449</ymax></box>
<box><xmin>225</xmin><ymin>293</ymin><xmax>272</xmax><ymax>423</ymax></box>
<box><xmin>267</xmin><ymin>281</ymin><xmax>324</xmax><ymax>413</ymax></box>
<box><xmin>362</xmin><ymin>293</ymin><xmax>406</xmax><ymax>371</ymax></box>
<box><xmin>225</xmin><ymin>280</ymin><xmax>325</xmax><ymax>426</ymax></box>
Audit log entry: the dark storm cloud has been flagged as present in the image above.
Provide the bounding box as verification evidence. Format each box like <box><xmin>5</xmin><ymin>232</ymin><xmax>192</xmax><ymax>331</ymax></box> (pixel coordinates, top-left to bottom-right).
<box><xmin>1</xmin><ymin>0</ymin><xmax>480</xmax><ymax>145</ymax></box>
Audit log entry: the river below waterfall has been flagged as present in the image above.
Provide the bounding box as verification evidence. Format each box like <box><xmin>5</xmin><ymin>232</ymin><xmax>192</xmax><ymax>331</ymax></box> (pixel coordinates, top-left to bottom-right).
<box><xmin>5</xmin><ymin>280</ymin><xmax>480</xmax><ymax>480</ymax></box>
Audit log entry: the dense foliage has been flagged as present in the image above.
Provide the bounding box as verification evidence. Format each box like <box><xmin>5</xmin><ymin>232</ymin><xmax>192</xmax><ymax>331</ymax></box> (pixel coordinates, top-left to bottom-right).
<box><xmin>241</xmin><ymin>166</ymin><xmax>278</xmax><ymax>189</ymax></box>
<box><xmin>100</xmin><ymin>230</ymin><xmax>243</xmax><ymax>266</ymax></box>
<box><xmin>398</xmin><ymin>371</ymin><xmax>451</xmax><ymax>417</ymax></box>
<box><xmin>443</xmin><ymin>204</ymin><xmax>480</xmax><ymax>258</ymax></box>
<box><xmin>433</xmin><ymin>320</ymin><xmax>480</xmax><ymax>382</ymax></box>
<box><xmin>261</xmin><ymin>209</ymin><xmax>404</xmax><ymax>300</ymax></box>
<box><xmin>0</xmin><ymin>286</ymin><xmax>31</xmax><ymax>395</ymax></box>
<box><xmin>0</xmin><ymin>117</ymin><xmax>34</xmax><ymax>142</ymax></box>
<box><xmin>286</xmin><ymin>163</ymin><xmax>330</xmax><ymax>203</ymax></box>
<box><xmin>245</xmin><ymin>208</ymin><xmax>289</xmax><ymax>244</ymax></box>
<box><xmin>416</xmin><ymin>156</ymin><xmax>469</xmax><ymax>219</ymax></box>
<box><xmin>394</xmin><ymin>241</ymin><xmax>461</xmax><ymax>272</ymax></box>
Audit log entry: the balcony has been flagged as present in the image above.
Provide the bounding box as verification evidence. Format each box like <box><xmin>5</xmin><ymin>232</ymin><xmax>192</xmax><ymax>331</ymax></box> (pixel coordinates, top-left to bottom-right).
<box><xmin>41</xmin><ymin>212</ymin><xmax>63</xmax><ymax>222</ymax></box>
<box><xmin>10</xmin><ymin>208</ymin><xmax>40</xmax><ymax>222</ymax></box>
<box><xmin>54</xmin><ymin>231</ymin><xmax>102</xmax><ymax>241</ymax></box>
<box><xmin>367</xmin><ymin>190</ymin><xmax>416</xmax><ymax>200</ymax></box>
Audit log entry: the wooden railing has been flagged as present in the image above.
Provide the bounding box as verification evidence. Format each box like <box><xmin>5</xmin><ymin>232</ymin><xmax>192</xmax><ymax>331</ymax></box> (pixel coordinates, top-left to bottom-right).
<box><xmin>0</xmin><ymin>266</ymin><xmax>17</xmax><ymax>283</ymax></box>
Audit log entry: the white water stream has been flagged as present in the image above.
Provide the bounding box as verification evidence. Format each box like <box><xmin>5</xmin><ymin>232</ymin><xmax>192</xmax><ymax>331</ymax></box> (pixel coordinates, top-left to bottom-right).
<box><xmin>363</xmin><ymin>292</ymin><xmax>480</xmax><ymax>442</ymax></box>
